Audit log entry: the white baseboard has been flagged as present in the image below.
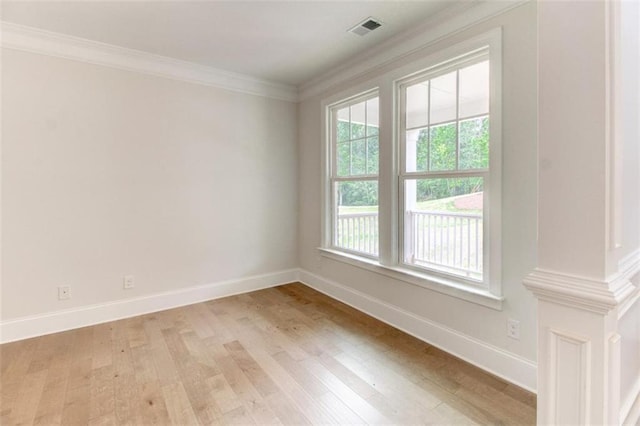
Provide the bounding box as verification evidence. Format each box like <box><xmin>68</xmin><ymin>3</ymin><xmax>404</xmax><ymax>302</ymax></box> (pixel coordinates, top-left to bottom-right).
<box><xmin>0</xmin><ymin>269</ymin><xmax>298</xmax><ymax>344</ymax></box>
<box><xmin>298</xmin><ymin>269</ymin><xmax>537</xmax><ymax>393</ymax></box>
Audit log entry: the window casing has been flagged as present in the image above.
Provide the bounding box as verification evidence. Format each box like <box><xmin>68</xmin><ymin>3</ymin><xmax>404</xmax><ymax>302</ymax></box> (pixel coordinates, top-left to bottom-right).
<box><xmin>321</xmin><ymin>30</ymin><xmax>502</xmax><ymax>308</ymax></box>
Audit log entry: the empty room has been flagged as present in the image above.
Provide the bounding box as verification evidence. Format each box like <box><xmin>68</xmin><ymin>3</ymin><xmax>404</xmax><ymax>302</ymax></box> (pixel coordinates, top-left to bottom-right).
<box><xmin>1</xmin><ymin>0</ymin><xmax>639</xmax><ymax>425</ymax></box>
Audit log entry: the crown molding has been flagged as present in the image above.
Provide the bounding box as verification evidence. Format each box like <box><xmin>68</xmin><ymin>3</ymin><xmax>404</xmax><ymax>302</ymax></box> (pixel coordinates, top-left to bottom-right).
<box><xmin>298</xmin><ymin>0</ymin><xmax>530</xmax><ymax>101</ymax></box>
<box><xmin>0</xmin><ymin>21</ymin><xmax>298</xmax><ymax>102</ymax></box>
<box><xmin>524</xmin><ymin>249</ymin><xmax>640</xmax><ymax>315</ymax></box>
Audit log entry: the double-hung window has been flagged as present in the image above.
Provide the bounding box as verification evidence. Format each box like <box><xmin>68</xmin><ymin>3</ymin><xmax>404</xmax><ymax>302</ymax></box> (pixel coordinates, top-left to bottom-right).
<box><xmin>399</xmin><ymin>53</ymin><xmax>491</xmax><ymax>284</ymax></box>
<box><xmin>322</xmin><ymin>31</ymin><xmax>502</xmax><ymax>306</ymax></box>
<box><xmin>328</xmin><ymin>92</ymin><xmax>380</xmax><ymax>258</ymax></box>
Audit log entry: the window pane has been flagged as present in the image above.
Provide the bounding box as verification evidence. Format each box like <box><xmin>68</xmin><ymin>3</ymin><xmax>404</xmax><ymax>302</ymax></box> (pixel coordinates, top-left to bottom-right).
<box><xmin>406</xmin><ymin>82</ymin><xmax>429</xmax><ymax>129</ymax></box>
<box><xmin>351</xmin><ymin>139</ymin><xmax>366</xmax><ymax>175</ymax></box>
<box><xmin>459</xmin><ymin>117</ymin><xmax>489</xmax><ymax>170</ymax></box>
<box><xmin>404</xmin><ymin>177</ymin><xmax>483</xmax><ymax>280</ymax></box>
<box><xmin>335</xmin><ymin>181</ymin><xmax>378</xmax><ymax>256</ymax></box>
<box><xmin>350</xmin><ymin>102</ymin><xmax>366</xmax><ymax>139</ymax></box>
<box><xmin>459</xmin><ymin>61</ymin><xmax>489</xmax><ymax>118</ymax></box>
<box><xmin>366</xmin><ymin>136</ymin><xmax>379</xmax><ymax>174</ymax></box>
<box><xmin>405</xmin><ymin>128</ymin><xmax>429</xmax><ymax>173</ymax></box>
<box><xmin>366</xmin><ymin>98</ymin><xmax>379</xmax><ymax>136</ymax></box>
<box><xmin>430</xmin><ymin>71</ymin><xmax>457</xmax><ymax>125</ymax></box>
<box><xmin>337</xmin><ymin>119</ymin><xmax>350</xmax><ymax>143</ymax></box>
<box><xmin>429</xmin><ymin>123</ymin><xmax>457</xmax><ymax>171</ymax></box>
<box><xmin>336</xmin><ymin>141</ymin><xmax>350</xmax><ymax>176</ymax></box>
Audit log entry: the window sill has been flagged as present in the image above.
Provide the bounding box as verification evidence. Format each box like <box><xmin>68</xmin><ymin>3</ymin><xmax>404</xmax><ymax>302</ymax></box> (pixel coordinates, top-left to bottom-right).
<box><xmin>318</xmin><ymin>248</ymin><xmax>503</xmax><ymax>311</ymax></box>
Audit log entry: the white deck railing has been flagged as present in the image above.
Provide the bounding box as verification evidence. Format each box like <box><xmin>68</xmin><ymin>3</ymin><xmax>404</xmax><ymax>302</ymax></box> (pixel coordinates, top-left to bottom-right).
<box><xmin>407</xmin><ymin>210</ymin><xmax>482</xmax><ymax>276</ymax></box>
<box><xmin>336</xmin><ymin>210</ymin><xmax>482</xmax><ymax>276</ymax></box>
<box><xmin>335</xmin><ymin>212</ymin><xmax>379</xmax><ymax>256</ymax></box>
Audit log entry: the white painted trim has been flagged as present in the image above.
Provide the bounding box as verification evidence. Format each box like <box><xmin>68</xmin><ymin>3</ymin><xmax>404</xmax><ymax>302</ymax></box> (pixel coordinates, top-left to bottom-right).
<box><xmin>0</xmin><ymin>269</ymin><xmax>298</xmax><ymax>344</ymax></box>
<box><xmin>298</xmin><ymin>268</ymin><xmax>536</xmax><ymax>392</ymax></box>
<box><xmin>608</xmin><ymin>333</ymin><xmax>622</xmax><ymax>425</ymax></box>
<box><xmin>618</xmin><ymin>287</ymin><xmax>640</xmax><ymax>319</ymax></box>
<box><xmin>299</xmin><ymin>0</ymin><xmax>527</xmax><ymax>100</ymax></box>
<box><xmin>622</xmin><ymin>376</ymin><xmax>640</xmax><ymax>426</ymax></box>
<box><xmin>524</xmin><ymin>268</ymin><xmax>636</xmax><ymax>315</ymax></box>
<box><xmin>547</xmin><ymin>328</ymin><xmax>591</xmax><ymax>424</ymax></box>
<box><xmin>525</xmin><ymin>250</ymin><xmax>640</xmax><ymax>316</ymax></box>
<box><xmin>619</xmin><ymin>248</ymin><xmax>640</xmax><ymax>281</ymax></box>
<box><xmin>616</xmin><ymin>248</ymin><xmax>640</xmax><ymax>318</ymax></box>
<box><xmin>0</xmin><ymin>21</ymin><xmax>298</xmax><ymax>102</ymax></box>
<box><xmin>318</xmin><ymin>248</ymin><xmax>503</xmax><ymax>310</ymax></box>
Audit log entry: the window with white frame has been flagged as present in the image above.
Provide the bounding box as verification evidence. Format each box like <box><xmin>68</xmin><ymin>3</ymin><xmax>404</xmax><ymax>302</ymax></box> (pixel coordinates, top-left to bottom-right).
<box><xmin>322</xmin><ymin>32</ymin><xmax>501</xmax><ymax>303</ymax></box>
<box><xmin>399</xmin><ymin>54</ymin><xmax>490</xmax><ymax>283</ymax></box>
<box><xmin>328</xmin><ymin>92</ymin><xmax>380</xmax><ymax>257</ymax></box>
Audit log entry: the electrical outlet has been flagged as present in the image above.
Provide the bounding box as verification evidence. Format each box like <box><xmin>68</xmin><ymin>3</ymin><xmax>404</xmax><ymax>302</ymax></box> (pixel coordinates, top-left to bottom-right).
<box><xmin>507</xmin><ymin>319</ymin><xmax>520</xmax><ymax>340</ymax></box>
<box><xmin>58</xmin><ymin>285</ymin><xmax>70</xmax><ymax>300</ymax></box>
<box><xmin>123</xmin><ymin>275</ymin><xmax>135</xmax><ymax>289</ymax></box>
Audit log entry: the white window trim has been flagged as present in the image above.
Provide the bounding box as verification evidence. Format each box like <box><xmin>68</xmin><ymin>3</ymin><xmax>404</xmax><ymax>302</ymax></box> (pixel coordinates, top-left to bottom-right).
<box><xmin>320</xmin><ymin>28</ymin><xmax>503</xmax><ymax>310</ymax></box>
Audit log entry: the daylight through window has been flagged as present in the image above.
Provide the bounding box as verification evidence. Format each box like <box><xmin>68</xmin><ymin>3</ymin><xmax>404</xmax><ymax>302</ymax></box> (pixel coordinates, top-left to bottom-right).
<box><xmin>401</xmin><ymin>58</ymin><xmax>490</xmax><ymax>282</ymax></box>
<box><xmin>323</xmin><ymin>36</ymin><xmax>501</xmax><ymax>298</ymax></box>
<box><xmin>330</xmin><ymin>93</ymin><xmax>380</xmax><ymax>257</ymax></box>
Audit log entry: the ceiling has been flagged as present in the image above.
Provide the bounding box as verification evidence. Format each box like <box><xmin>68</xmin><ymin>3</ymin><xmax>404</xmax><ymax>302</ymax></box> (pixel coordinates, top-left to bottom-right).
<box><xmin>1</xmin><ymin>1</ymin><xmax>469</xmax><ymax>86</ymax></box>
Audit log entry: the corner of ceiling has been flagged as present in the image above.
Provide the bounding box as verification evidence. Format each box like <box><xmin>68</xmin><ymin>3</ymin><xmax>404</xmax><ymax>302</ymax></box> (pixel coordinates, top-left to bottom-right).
<box><xmin>296</xmin><ymin>0</ymin><xmax>528</xmax><ymax>102</ymax></box>
<box><xmin>0</xmin><ymin>21</ymin><xmax>299</xmax><ymax>102</ymax></box>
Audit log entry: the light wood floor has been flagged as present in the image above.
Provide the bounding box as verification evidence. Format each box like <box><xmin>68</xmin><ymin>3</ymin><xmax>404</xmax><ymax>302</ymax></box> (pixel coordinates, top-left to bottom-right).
<box><xmin>1</xmin><ymin>283</ymin><xmax>536</xmax><ymax>425</ymax></box>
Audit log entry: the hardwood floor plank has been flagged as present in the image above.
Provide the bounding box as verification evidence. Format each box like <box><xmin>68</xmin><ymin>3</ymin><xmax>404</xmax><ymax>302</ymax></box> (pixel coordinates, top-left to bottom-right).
<box><xmin>246</xmin><ymin>346</ymin><xmax>338</xmax><ymax>425</ymax></box>
<box><xmin>208</xmin><ymin>342</ymin><xmax>282</xmax><ymax>425</ymax></box>
<box><xmin>7</xmin><ymin>369</ymin><xmax>48</xmax><ymax>425</ymax></box>
<box><xmin>223</xmin><ymin>340</ymin><xmax>281</xmax><ymax>398</ymax></box>
<box><xmin>111</xmin><ymin>321</ymin><xmax>139</xmax><ymax>425</ymax></box>
<box><xmin>87</xmin><ymin>412</ymin><xmax>117</xmax><ymax>426</ymax></box>
<box><xmin>134</xmin><ymin>381</ymin><xmax>171</xmax><ymax>424</ymax></box>
<box><xmin>0</xmin><ymin>282</ymin><xmax>536</xmax><ymax>425</ymax></box>
<box><xmin>91</xmin><ymin>323</ymin><xmax>114</xmax><ymax>371</ymax></box>
<box><xmin>161</xmin><ymin>382</ymin><xmax>199</xmax><ymax>425</ymax></box>
<box><xmin>206</xmin><ymin>373</ymin><xmax>244</xmax><ymax>414</ymax></box>
<box><xmin>300</xmin><ymin>356</ymin><xmax>392</xmax><ymax>425</ymax></box>
<box><xmin>89</xmin><ymin>365</ymin><xmax>116</xmax><ymax>422</ymax></box>
<box><xmin>31</xmin><ymin>332</ymin><xmax>76</xmax><ymax>425</ymax></box>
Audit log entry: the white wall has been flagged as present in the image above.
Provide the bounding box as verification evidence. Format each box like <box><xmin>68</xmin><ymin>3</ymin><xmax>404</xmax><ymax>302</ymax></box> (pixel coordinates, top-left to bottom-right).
<box><xmin>1</xmin><ymin>48</ymin><xmax>298</xmax><ymax>322</ymax></box>
<box><xmin>298</xmin><ymin>2</ymin><xmax>537</xmax><ymax>388</ymax></box>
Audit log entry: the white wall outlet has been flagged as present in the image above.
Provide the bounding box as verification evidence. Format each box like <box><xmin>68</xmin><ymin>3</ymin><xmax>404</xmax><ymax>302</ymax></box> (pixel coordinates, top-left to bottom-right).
<box><xmin>58</xmin><ymin>285</ymin><xmax>70</xmax><ymax>300</ymax></box>
<box><xmin>123</xmin><ymin>275</ymin><xmax>135</xmax><ymax>289</ymax></box>
<box><xmin>507</xmin><ymin>318</ymin><xmax>520</xmax><ymax>340</ymax></box>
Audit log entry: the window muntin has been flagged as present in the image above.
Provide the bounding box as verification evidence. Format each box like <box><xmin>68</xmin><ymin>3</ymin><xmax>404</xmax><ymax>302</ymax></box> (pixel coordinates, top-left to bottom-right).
<box><xmin>400</xmin><ymin>56</ymin><xmax>490</xmax><ymax>285</ymax></box>
<box><xmin>330</xmin><ymin>94</ymin><xmax>380</xmax><ymax>257</ymax></box>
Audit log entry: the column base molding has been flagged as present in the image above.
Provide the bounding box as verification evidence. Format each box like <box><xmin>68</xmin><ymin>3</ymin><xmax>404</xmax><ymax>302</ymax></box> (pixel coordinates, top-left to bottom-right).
<box><xmin>524</xmin><ymin>249</ymin><xmax>640</xmax><ymax>314</ymax></box>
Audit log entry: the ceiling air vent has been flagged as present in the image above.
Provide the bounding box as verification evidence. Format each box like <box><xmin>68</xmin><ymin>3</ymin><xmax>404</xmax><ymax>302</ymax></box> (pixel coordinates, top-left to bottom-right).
<box><xmin>348</xmin><ymin>17</ymin><xmax>383</xmax><ymax>36</ymax></box>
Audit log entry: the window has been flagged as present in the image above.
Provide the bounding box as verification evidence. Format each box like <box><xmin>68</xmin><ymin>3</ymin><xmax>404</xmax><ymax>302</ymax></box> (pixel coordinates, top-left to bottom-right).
<box><xmin>322</xmin><ymin>31</ymin><xmax>502</xmax><ymax>307</ymax></box>
<box><xmin>400</xmin><ymin>57</ymin><xmax>490</xmax><ymax>283</ymax></box>
<box><xmin>328</xmin><ymin>92</ymin><xmax>380</xmax><ymax>257</ymax></box>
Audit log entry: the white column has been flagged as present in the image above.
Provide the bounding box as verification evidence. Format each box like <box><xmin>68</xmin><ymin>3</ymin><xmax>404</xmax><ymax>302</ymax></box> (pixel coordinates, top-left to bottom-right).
<box><xmin>524</xmin><ymin>1</ymin><xmax>639</xmax><ymax>425</ymax></box>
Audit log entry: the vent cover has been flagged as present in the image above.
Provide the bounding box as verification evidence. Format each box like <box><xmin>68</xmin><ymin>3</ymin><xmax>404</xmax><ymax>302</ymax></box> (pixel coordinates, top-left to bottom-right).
<box><xmin>348</xmin><ymin>17</ymin><xmax>383</xmax><ymax>36</ymax></box>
